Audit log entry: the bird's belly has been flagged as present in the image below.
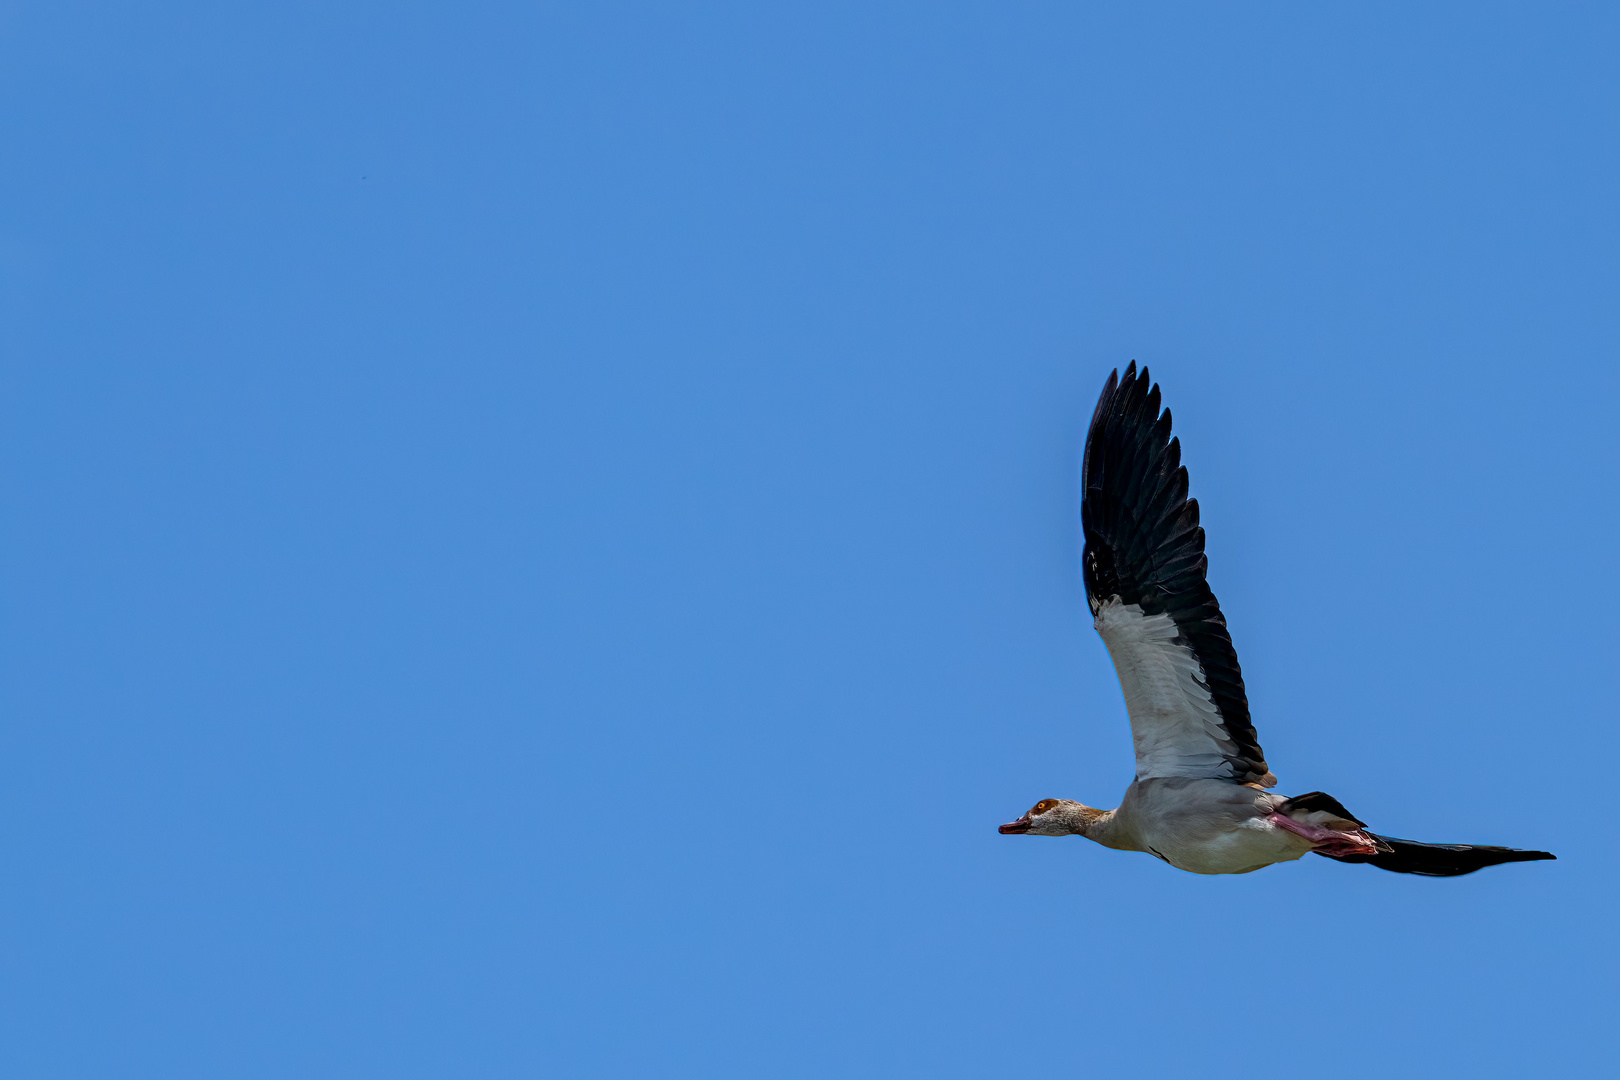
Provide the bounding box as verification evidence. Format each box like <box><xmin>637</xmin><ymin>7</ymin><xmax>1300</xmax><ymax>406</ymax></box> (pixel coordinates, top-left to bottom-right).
<box><xmin>1144</xmin><ymin>816</ymin><xmax>1313</xmax><ymax>875</ymax></box>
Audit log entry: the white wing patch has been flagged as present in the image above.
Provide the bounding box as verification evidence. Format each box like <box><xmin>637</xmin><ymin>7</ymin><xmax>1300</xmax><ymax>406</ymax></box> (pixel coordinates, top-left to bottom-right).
<box><xmin>1094</xmin><ymin>598</ymin><xmax>1244</xmax><ymax>782</ymax></box>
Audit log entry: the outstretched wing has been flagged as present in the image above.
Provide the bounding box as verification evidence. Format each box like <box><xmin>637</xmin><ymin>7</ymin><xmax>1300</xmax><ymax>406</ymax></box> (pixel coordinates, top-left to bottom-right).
<box><xmin>1081</xmin><ymin>363</ymin><xmax>1274</xmax><ymax>787</ymax></box>
<box><xmin>1321</xmin><ymin>835</ymin><xmax>1556</xmax><ymax>876</ymax></box>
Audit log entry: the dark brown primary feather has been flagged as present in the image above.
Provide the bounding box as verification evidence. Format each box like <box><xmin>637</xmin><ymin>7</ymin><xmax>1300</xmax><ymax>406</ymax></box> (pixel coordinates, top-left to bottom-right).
<box><xmin>1081</xmin><ymin>363</ymin><xmax>1271</xmax><ymax>786</ymax></box>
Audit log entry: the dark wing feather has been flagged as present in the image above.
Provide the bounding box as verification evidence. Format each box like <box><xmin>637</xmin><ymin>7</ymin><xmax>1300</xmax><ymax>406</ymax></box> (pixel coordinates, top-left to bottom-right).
<box><xmin>1082</xmin><ymin>363</ymin><xmax>1273</xmax><ymax>787</ymax></box>
<box><xmin>1320</xmin><ymin>835</ymin><xmax>1556</xmax><ymax>877</ymax></box>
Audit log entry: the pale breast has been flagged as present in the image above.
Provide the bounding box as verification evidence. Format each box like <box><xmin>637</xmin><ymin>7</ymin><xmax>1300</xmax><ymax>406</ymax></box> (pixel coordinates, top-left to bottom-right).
<box><xmin>1123</xmin><ymin>777</ymin><xmax>1314</xmax><ymax>875</ymax></box>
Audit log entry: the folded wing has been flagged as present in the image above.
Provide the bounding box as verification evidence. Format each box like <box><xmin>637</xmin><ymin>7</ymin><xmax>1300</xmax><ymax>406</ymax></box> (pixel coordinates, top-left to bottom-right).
<box><xmin>1082</xmin><ymin>364</ymin><xmax>1274</xmax><ymax>787</ymax></box>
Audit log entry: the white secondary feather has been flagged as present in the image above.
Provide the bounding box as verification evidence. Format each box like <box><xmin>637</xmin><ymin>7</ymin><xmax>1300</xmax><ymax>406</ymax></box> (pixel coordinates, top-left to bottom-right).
<box><xmin>1093</xmin><ymin>598</ymin><xmax>1243</xmax><ymax>781</ymax></box>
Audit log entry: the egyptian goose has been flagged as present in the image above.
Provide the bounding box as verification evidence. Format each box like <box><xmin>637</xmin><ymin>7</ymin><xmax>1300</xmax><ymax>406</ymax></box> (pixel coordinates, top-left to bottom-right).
<box><xmin>998</xmin><ymin>364</ymin><xmax>1555</xmax><ymax>876</ymax></box>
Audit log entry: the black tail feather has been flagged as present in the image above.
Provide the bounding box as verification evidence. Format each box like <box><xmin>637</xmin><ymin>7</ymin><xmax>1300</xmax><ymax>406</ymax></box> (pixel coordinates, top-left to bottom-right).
<box><xmin>1318</xmin><ymin>833</ymin><xmax>1556</xmax><ymax>877</ymax></box>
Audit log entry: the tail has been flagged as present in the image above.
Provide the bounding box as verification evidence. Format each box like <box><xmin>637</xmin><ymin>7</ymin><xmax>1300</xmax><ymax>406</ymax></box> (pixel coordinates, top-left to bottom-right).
<box><xmin>1316</xmin><ymin>834</ymin><xmax>1556</xmax><ymax>877</ymax></box>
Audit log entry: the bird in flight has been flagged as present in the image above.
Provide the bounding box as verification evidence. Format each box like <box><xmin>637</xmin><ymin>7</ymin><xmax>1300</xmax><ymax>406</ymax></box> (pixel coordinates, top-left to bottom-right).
<box><xmin>998</xmin><ymin>364</ymin><xmax>1555</xmax><ymax>876</ymax></box>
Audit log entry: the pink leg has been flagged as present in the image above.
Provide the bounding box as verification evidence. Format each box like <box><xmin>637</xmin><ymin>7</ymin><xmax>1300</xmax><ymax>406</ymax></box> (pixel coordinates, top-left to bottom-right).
<box><xmin>1269</xmin><ymin>813</ymin><xmax>1380</xmax><ymax>857</ymax></box>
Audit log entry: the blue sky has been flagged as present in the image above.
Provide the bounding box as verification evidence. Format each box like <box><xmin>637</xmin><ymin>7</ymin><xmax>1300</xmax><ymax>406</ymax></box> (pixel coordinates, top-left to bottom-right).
<box><xmin>3</xmin><ymin>3</ymin><xmax>1616</xmax><ymax>1077</ymax></box>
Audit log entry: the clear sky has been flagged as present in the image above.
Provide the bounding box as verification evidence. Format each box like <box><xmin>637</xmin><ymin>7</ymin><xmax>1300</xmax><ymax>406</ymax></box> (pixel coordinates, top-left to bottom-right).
<box><xmin>3</xmin><ymin>3</ymin><xmax>1616</xmax><ymax>1077</ymax></box>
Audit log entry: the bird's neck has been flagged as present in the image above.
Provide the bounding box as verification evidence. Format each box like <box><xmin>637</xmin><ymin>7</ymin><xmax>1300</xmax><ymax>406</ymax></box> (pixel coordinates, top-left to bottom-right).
<box><xmin>1076</xmin><ymin>808</ymin><xmax>1136</xmax><ymax>850</ymax></box>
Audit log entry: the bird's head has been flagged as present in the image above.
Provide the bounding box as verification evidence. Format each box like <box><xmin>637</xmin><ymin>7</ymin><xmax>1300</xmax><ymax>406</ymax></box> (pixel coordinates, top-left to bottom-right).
<box><xmin>998</xmin><ymin>798</ymin><xmax>1105</xmax><ymax>837</ymax></box>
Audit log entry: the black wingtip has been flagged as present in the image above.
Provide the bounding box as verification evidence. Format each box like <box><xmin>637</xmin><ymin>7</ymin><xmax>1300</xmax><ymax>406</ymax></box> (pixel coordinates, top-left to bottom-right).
<box><xmin>1319</xmin><ymin>835</ymin><xmax>1558</xmax><ymax>877</ymax></box>
<box><xmin>1515</xmin><ymin>850</ymin><xmax>1557</xmax><ymax>863</ymax></box>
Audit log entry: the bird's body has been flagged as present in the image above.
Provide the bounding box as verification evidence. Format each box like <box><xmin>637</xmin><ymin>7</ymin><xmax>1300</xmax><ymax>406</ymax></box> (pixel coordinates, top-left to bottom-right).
<box><xmin>1095</xmin><ymin>780</ymin><xmax>1312</xmax><ymax>876</ymax></box>
<box><xmin>1017</xmin><ymin>778</ymin><xmax>1367</xmax><ymax>875</ymax></box>
<box><xmin>999</xmin><ymin>365</ymin><xmax>1554</xmax><ymax>877</ymax></box>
